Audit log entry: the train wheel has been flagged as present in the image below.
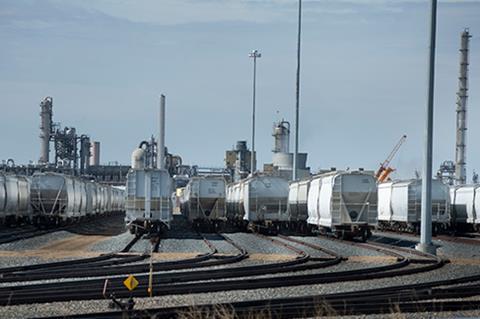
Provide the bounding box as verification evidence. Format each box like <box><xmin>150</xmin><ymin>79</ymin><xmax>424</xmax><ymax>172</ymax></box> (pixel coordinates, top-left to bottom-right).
<box><xmin>361</xmin><ymin>229</ymin><xmax>368</xmax><ymax>242</ymax></box>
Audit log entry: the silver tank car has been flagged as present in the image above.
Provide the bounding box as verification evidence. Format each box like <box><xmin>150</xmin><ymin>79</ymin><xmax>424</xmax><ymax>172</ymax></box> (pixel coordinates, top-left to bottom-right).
<box><xmin>307</xmin><ymin>171</ymin><xmax>377</xmax><ymax>240</ymax></box>
<box><xmin>0</xmin><ymin>173</ymin><xmax>31</xmax><ymax>223</ymax></box>
<box><xmin>450</xmin><ymin>184</ymin><xmax>480</xmax><ymax>232</ymax></box>
<box><xmin>377</xmin><ymin>179</ymin><xmax>450</xmax><ymax>233</ymax></box>
<box><xmin>125</xmin><ymin>169</ymin><xmax>173</xmax><ymax>233</ymax></box>
<box><xmin>287</xmin><ymin>179</ymin><xmax>310</xmax><ymax>223</ymax></box>
<box><xmin>182</xmin><ymin>176</ymin><xmax>226</xmax><ymax>224</ymax></box>
<box><xmin>227</xmin><ymin>175</ymin><xmax>289</xmax><ymax>227</ymax></box>
<box><xmin>30</xmin><ymin>173</ymin><xmax>85</xmax><ymax>223</ymax></box>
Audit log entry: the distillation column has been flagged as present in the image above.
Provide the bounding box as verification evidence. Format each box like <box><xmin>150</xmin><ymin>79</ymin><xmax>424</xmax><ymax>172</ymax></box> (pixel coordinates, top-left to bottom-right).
<box><xmin>39</xmin><ymin>97</ymin><xmax>53</xmax><ymax>164</ymax></box>
<box><xmin>455</xmin><ymin>29</ymin><xmax>471</xmax><ymax>185</ymax></box>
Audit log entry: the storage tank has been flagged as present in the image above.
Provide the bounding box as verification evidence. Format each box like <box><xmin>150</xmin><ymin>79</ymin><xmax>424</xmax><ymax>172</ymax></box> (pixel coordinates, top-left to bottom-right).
<box><xmin>377</xmin><ymin>179</ymin><xmax>450</xmax><ymax>233</ymax></box>
<box><xmin>450</xmin><ymin>184</ymin><xmax>480</xmax><ymax>231</ymax></box>
<box><xmin>307</xmin><ymin>171</ymin><xmax>377</xmax><ymax>239</ymax></box>
<box><xmin>288</xmin><ymin>178</ymin><xmax>310</xmax><ymax>223</ymax></box>
<box><xmin>182</xmin><ymin>176</ymin><xmax>226</xmax><ymax>223</ymax></box>
<box><xmin>125</xmin><ymin>169</ymin><xmax>173</xmax><ymax>233</ymax></box>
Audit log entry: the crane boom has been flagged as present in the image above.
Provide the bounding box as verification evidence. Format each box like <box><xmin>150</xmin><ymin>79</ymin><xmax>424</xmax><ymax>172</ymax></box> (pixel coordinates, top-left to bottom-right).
<box><xmin>376</xmin><ymin>135</ymin><xmax>407</xmax><ymax>180</ymax></box>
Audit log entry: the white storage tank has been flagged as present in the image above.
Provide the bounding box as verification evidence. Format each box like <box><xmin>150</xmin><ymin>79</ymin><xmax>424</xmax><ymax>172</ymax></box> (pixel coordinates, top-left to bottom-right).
<box><xmin>377</xmin><ymin>179</ymin><xmax>450</xmax><ymax>233</ymax></box>
<box><xmin>125</xmin><ymin>169</ymin><xmax>173</xmax><ymax>233</ymax></box>
<box><xmin>307</xmin><ymin>171</ymin><xmax>377</xmax><ymax>239</ymax></box>
<box><xmin>288</xmin><ymin>179</ymin><xmax>310</xmax><ymax>223</ymax></box>
<box><xmin>182</xmin><ymin>176</ymin><xmax>226</xmax><ymax>223</ymax></box>
<box><xmin>450</xmin><ymin>184</ymin><xmax>480</xmax><ymax>231</ymax></box>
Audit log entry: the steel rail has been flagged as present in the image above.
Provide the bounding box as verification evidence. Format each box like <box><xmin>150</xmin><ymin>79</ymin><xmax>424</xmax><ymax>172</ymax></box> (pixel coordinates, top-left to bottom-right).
<box><xmin>35</xmin><ymin>276</ymin><xmax>480</xmax><ymax>318</ymax></box>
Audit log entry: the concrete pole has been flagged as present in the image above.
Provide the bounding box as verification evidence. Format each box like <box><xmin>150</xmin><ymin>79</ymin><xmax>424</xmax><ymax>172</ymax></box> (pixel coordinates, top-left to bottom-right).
<box><xmin>416</xmin><ymin>0</ymin><xmax>437</xmax><ymax>255</ymax></box>
<box><xmin>249</xmin><ymin>50</ymin><xmax>261</xmax><ymax>174</ymax></box>
<box><xmin>158</xmin><ymin>94</ymin><xmax>166</xmax><ymax>170</ymax></box>
<box><xmin>293</xmin><ymin>0</ymin><xmax>302</xmax><ymax>181</ymax></box>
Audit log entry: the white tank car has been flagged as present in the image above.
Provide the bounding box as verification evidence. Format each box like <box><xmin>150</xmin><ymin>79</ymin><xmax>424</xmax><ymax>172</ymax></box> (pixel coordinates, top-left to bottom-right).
<box><xmin>450</xmin><ymin>184</ymin><xmax>480</xmax><ymax>231</ymax></box>
<box><xmin>377</xmin><ymin>179</ymin><xmax>450</xmax><ymax>233</ymax></box>
<box><xmin>227</xmin><ymin>175</ymin><xmax>289</xmax><ymax>227</ymax></box>
<box><xmin>125</xmin><ymin>169</ymin><xmax>173</xmax><ymax>233</ymax></box>
<box><xmin>287</xmin><ymin>179</ymin><xmax>310</xmax><ymax>223</ymax></box>
<box><xmin>0</xmin><ymin>173</ymin><xmax>31</xmax><ymax>224</ymax></box>
<box><xmin>182</xmin><ymin>176</ymin><xmax>226</xmax><ymax>223</ymax></box>
<box><xmin>307</xmin><ymin>171</ymin><xmax>377</xmax><ymax>240</ymax></box>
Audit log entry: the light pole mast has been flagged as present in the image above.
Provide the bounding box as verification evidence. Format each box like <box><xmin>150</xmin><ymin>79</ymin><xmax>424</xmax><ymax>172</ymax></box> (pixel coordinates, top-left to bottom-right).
<box><xmin>249</xmin><ymin>49</ymin><xmax>261</xmax><ymax>175</ymax></box>
<box><xmin>293</xmin><ymin>0</ymin><xmax>302</xmax><ymax>181</ymax></box>
<box><xmin>416</xmin><ymin>0</ymin><xmax>438</xmax><ymax>255</ymax></box>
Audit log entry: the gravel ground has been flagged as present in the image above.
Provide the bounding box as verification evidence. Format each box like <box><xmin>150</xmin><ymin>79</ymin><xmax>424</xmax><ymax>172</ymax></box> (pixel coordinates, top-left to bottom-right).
<box><xmin>2</xmin><ymin>263</ymin><xmax>479</xmax><ymax>319</ymax></box>
<box><xmin>224</xmin><ymin>233</ymin><xmax>297</xmax><ymax>256</ymax></box>
<box><xmin>373</xmin><ymin>231</ymin><xmax>480</xmax><ymax>259</ymax></box>
<box><xmin>0</xmin><ymin>230</ymin><xmax>75</xmax><ymax>252</ymax></box>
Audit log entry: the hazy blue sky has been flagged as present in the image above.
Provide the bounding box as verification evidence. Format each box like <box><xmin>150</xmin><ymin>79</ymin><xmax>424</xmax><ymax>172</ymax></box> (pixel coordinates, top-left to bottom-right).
<box><xmin>1</xmin><ymin>0</ymin><xmax>479</xmax><ymax>180</ymax></box>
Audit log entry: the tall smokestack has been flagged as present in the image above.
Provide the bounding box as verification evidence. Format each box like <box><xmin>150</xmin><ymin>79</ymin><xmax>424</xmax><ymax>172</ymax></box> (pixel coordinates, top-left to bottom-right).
<box><xmin>455</xmin><ymin>28</ymin><xmax>471</xmax><ymax>185</ymax></box>
<box><xmin>39</xmin><ymin>97</ymin><xmax>53</xmax><ymax>164</ymax></box>
<box><xmin>89</xmin><ymin>141</ymin><xmax>100</xmax><ymax>166</ymax></box>
<box><xmin>158</xmin><ymin>94</ymin><xmax>166</xmax><ymax>170</ymax></box>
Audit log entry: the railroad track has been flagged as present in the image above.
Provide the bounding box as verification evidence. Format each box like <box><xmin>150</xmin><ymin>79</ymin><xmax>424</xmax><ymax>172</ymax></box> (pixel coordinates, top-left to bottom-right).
<box><xmin>42</xmin><ymin>270</ymin><xmax>480</xmax><ymax>318</ymax></box>
<box><xmin>0</xmin><ymin>231</ymin><xmax>445</xmax><ymax>306</ymax></box>
<box><xmin>0</xmin><ymin>232</ymin><xmax>242</xmax><ymax>283</ymax></box>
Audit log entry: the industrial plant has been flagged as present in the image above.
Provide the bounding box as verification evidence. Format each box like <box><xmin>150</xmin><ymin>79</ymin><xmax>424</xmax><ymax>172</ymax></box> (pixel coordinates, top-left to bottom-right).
<box><xmin>0</xmin><ymin>1</ymin><xmax>479</xmax><ymax>319</ymax></box>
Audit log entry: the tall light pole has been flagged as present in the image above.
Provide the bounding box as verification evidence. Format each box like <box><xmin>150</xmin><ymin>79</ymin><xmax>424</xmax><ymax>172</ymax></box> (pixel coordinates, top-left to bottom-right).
<box><xmin>416</xmin><ymin>0</ymin><xmax>437</xmax><ymax>255</ymax></box>
<box><xmin>293</xmin><ymin>0</ymin><xmax>302</xmax><ymax>181</ymax></box>
<box><xmin>249</xmin><ymin>49</ymin><xmax>261</xmax><ymax>175</ymax></box>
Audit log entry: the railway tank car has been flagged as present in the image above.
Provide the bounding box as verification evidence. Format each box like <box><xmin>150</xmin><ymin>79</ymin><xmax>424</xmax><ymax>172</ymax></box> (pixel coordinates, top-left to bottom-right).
<box><xmin>377</xmin><ymin>179</ymin><xmax>450</xmax><ymax>233</ymax></box>
<box><xmin>181</xmin><ymin>176</ymin><xmax>226</xmax><ymax>228</ymax></box>
<box><xmin>307</xmin><ymin>171</ymin><xmax>377</xmax><ymax>240</ymax></box>
<box><xmin>450</xmin><ymin>184</ymin><xmax>480</xmax><ymax>232</ymax></box>
<box><xmin>30</xmin><ymin>172</ymin><xmax>125</xmax><ymax>226</ymax></box>
<box><xmin>0</xmin><ymin>173</ymin><xmax>31</xmax><ymax>225</ymax></box>
<box><xmin>125</xmin><ymin>168</ymin><xmax>173</xmax><ymax>234</ymax></box>
<box><xmin>287</xmin><ymin>179</ymin><xmax>310</xmax><ymax>230</ymax></box>
<box><xmin>226</xmin><ymin>175</ymin><xmax>289</xmax><ymax>231</ymax></box>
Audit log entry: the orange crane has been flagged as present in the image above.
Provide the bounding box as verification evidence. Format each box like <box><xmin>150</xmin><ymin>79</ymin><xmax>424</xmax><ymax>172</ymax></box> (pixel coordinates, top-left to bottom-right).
<box><xmin>376</xmin><ymin>135</ymin><xmax>407</xmax><ymax>183</ymax></box>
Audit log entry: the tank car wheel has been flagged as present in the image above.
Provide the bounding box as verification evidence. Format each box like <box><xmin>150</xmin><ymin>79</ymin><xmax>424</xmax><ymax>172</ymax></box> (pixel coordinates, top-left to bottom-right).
<box><xmin>361</xmin><ymin>229</ymin><xmax>368</xmax><ymax>242</ymax></box>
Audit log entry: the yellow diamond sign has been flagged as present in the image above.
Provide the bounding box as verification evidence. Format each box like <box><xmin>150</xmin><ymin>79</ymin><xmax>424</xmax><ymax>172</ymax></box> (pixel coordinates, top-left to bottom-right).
<box><xmin>123</xmin><ymin>275</ymin><xmax>139</xmax><ymax>291</ymax></box>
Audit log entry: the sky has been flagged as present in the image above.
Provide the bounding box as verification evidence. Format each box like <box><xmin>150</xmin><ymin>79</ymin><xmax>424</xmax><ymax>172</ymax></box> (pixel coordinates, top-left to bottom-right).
<box><xmin>0</xmin><ymin>0</ymin><xmax>479</xmax><ymax>180</ymax></box>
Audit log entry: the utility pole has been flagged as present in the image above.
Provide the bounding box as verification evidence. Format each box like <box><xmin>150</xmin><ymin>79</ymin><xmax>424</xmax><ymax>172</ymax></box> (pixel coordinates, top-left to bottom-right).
<box><xmin>249</xmin><ymin>49</ymin><xmax>261</xmax><ymax>175</ymax></box>
<box><xmin>293</xmin><ymin>0</ymin><xmax>302</xmax><ymax>181</ymax></box>
<box><xmin>416</xmin><ymin>0</ymin><xmax>438</xmax><ymax>255</ymax></box>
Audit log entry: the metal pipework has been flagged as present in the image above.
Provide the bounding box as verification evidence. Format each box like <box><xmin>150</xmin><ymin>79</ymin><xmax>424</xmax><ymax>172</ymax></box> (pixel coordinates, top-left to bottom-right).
<box><xmin>158</xmin><ymin>94</ymin><xmax>166</xmax><ymax>170</ymax></box>
<box><xmin>416</xmin><ymin>0</ymin><xmax>437</xmax><ymax>255</ymax></box>
<box><xmin>293</xmin><ymin>0</ymin><xmax>302</xmax><ymax>181</ymax></box>
<box><xmin>39</xmin><ymin>97</ymin><xmax>53</xmax><ymax>164</ymax></box>
<box><xmin>249</xmin><ymin>50</ymin><xmax>261</xmax><ymax>174</ymax></box>
<box><xmin>455</xmin><ymin>29</ymin><xmax>471</xmax><ymax>186</ymax></box>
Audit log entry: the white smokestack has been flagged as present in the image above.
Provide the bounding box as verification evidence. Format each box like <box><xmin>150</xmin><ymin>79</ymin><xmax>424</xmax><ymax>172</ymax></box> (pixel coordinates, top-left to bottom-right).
<box><xmin>158</xmin><ymin>94</ymin><xmax>166</xmax><ymax>170</ymax></box>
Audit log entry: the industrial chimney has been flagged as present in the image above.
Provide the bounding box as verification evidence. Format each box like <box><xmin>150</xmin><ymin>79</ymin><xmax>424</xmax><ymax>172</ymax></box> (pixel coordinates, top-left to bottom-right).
<box><xmin>158</xmin><ymin>94</ymin><xmax>166</xmax><ymax>170</ymax></box>
<box><xmin>39</xmin><ymin>97</ymin><xmax>53</xmax><ymax>164</ymax></box>
<box><xmin>89</xmin><ymin>141</ymin><xmax>100</xmax><ymax>166</ymax></box>
<box><xmin>455</xmin><ymin>29</ymin><xmax>471</xmax><ymax>185</ymax></box>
